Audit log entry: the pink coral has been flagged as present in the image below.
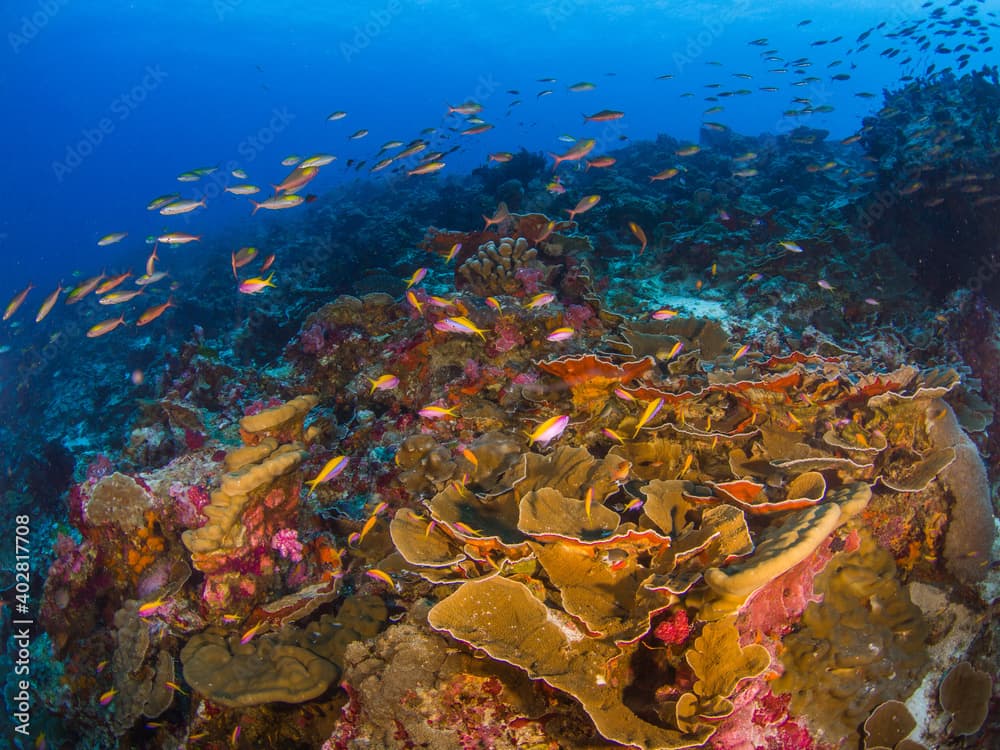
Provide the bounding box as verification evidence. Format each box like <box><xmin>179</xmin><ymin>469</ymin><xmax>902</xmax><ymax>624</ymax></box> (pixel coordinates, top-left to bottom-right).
<box><xmin>490</xmin><ymin>318</ymin><xmax>526</xmax><ymax>354</ymax></box>
<box><xmin>299</xmin><ymin>321</ymin><xmax>329</xmax><ymax>354</ymax></box>
<box><xmin>514</xmin><ymin>267</ymin><xmax>543</xmax><ymax>295</ymax></box>
<box><xmin>169</xmin><ymin>482</ymin><xmax>210</xmax><ymax>529</ymax></box>
<box><xmin>272</xmin><ymin>529</ymin><xmax>304</xmax><ymax>562</ymax></box>
<box><xmin>86</xmin><ymin>455</ymin><xmax>112</xmax><ymax>482</ymax></box>
<box><xmin>563</xmin><ymin>303</ymin><xmax>594</xmax><ymax>329</ymax></box>
<box><xmin>736</xmin><ymin>539</ymin><xmax>834</xmax><ymax>638</ymax></box>
<box><xmin>709</xmin><ymin>679</ymin><xmax>818</xmax><ymax>750</ymax></box>
<box><xmin>653</xmin><ymin>608</ymin><xmax>691</xmax><ymax>645</ymax></box>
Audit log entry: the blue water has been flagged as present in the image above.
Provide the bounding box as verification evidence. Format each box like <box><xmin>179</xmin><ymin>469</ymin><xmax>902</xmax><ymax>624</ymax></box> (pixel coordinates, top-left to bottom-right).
<box><xmin>3</xmin><ymin>0</ymin><xmax>990</xmax><ymax>300</ymax></box>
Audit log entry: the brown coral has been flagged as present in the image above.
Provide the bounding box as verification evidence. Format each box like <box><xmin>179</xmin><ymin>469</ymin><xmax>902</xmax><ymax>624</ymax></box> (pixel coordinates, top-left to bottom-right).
<box><xmin>455</xmin><ymin>236</ymin><xmax>551</xmax><ymax>297</ymax></box>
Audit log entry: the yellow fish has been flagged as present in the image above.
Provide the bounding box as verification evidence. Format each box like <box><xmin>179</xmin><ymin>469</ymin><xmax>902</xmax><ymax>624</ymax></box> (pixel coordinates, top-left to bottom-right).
<box><xmin>633</xmin><ymin>397</ymin><xmax>664</xmax><ymax>438</ymax></box>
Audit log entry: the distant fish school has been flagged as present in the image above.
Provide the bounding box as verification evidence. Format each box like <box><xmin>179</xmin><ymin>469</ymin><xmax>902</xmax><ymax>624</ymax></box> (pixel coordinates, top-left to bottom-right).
<box><xmin>1</xmin><ymin>0</ymin><xmax>994</xmax><ymax>350</ymax></box>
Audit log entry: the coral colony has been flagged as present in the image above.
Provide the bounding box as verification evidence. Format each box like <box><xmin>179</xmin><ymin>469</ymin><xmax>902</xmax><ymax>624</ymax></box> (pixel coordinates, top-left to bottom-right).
<box><xmin>2</xmin><ymin>42</ymin><xmax>999</xmax><ymax>750</ymax></box>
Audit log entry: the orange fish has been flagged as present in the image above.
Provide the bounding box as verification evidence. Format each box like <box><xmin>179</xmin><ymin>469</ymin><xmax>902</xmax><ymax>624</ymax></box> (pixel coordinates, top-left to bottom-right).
<box><xmin>650</xmin><ymin>167</ymin><xmax>680</xmax><ymax>182</ymax></box>
<box><xmin>86</xmin><ymin>314</ymin><xmax>127</xmax><ymax>338</ymax></box>
<box><xmin>549</xmin><ymin>139</ymin><xmax>595</xmax><ymax>170</ymax></box>
<box><xmin>585</xmin><ymin>156</ymin><xmax>616</xmax><ymax>170</ymax></box>
<box><xmin>136</xmin><ymin>298</ymin><xmax>175</xmax><ymax>326</ymax></box>
<box><xmin>95</xmin><ymin>271</ymin><xmax>133</xmax><ymax>296</ymax></box>
<box><xmin>566</xmin><ymin>194</ymin><xmax>600</xmax><ymax>222</ymax></box>
<box><xmin>4</xmin><ymin>282</ymin><xmax>34</xmax><ymax>321</ymax></box>
<box><xmin>146</xmin><ymin>246</ymin><xmax>159</xmax><ymax>276</ymax></box>
<box><xmin>628</xmin><ymin>222</ymin><xmax>647</xmax><ymax>254</ymax></box>
<box><xmin>35</xmin><ymin>284</ymin><xmax>62</xmax><ymax>323</ymax></box>
<box><xmin>260</xmin><ymin>253</ymin><xmax>276</xmax><ymax>272</ymax></box>
<box><xmin>273</xmin><ymin>166</ymin><xmax>318</xmax><ymax>194</ymax></box>
<box><xmin>408</xmin><ymin>161</ymin><xmax>446</xmax><ymax>175</ymax></box>
<box><xmin>483</xmin><ymin>201</ymin><xmax>510</xmax><ymax>230</ymax></box>
<box><xmin>583</xmin><ymin>109</ymin><xmax>624</xmax><ymax>122</ymax></box>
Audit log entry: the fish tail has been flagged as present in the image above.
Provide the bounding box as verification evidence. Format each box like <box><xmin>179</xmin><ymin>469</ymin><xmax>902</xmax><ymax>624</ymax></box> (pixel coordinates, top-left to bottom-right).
<box><xmin>548</xmin><ymin>153</ymin><xmax>562</xmax><ymax>172</ymax></box>
<box><xmin>250</xmin><ymin>200</ymin><xmax>260</xmax><ymax>215</ymax></box>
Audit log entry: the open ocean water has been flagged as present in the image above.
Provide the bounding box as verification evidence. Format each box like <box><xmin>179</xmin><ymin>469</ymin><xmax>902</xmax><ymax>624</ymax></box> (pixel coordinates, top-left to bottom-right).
<box><xmin>0</xmin><ymin>1</ymin><xmax>998</xmax><ymax>749</ymax></box>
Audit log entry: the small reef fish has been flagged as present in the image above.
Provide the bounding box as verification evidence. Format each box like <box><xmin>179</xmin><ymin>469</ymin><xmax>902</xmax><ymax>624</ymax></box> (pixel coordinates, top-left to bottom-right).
<box><xmin>367</xmin><ymin>374</ymin><xmax>399</xmax><ymax>393</ymax></box>
<box><xmin>405</xmin><ymin>268</ymin><xmax>428</xmax><ymax>288</ymax></box>
<box><xmin>136</xmin><ymin>298</ymin><xmax>175</xmax><ymax>326</ymax></box>
<box><xmin>650</xmin><ymin>167</ymin><xmax>680</xmax><ymax>182</ymax></box>
<box><xmin>159</xmin><ymin>197</ymin><xmax>206</xmax><ymax>215</ymax></box>
<box><xmin>157</xmin><ymin>232</ymin><xmax>201</xmax><ymax>244</ymax></box>
<box><xmin>224</xmin><ymin>184</ymin><xmax>261</xmax><ymax>195</ymax></box>
<box><xmin>273</xmin><ymin>166</ymin><xmax>318</xmax><ymax>194</ymax></box>
<box><xmin>732</xmin><ymin>343</ymin><xmax>751</xmax><ymax>361</ymax></box>
<box><xmin>614</xmin><ymin>387</ymin><xmax>635</xmax><ymax>401</ymax></box>
<box><xmin>327</xmin><ymin>110</ymin><xmax>347</xmax><ymax>120</ymax></box>
<box><xmin>546</xmin><ymin>327</ymin><xmax>574</xmax><ymax>342</ymax></box>
<box><xmin>99</xmin><ymin>689</ymin><xmax>117</xmax><ymax>707</ymax></box>
<box><xmin>231</xmin><ymin>247</ymin><xmax>258</xmax><ymax>279</ymax></box>
<box><xmin>549</xmin><ymin>139</ymin><xmax>596</xmax><ymax>170</ymax></box>
<box><xmin>4</xmin><ymin>283</ymin><xmax>34</xmax><ymax>321</ymax></box>
<box><xmin>817</xmin><ymin>279</ymin><xmax>835</xmax><ymax>291</ymax></box>
<box><xmin>135</xmin><ymin>271</ymin><xmax>168</xmax><ymax>287</ymax></box>
<box><xmin>434</xmin><ymin>316</ymin><xmax>487</xmax><ymax>339</ymax></box>
<box><xmin>652</xmin><ymin>308</ymin><xmax>678</xmax><ymax>320</ymax></box>
<box><xmin>408</xmin><ymin>161</ymin><xmax>446</xmax><ymax>175</ymax></box>
<box><xmin>447</xmin><ymin>101</ymin><xmax>483</xmax><ymax>115</ymax></box>
<box><xmin>99</xmin><ymin>289</ymin><xmax>144</xmax><ymax>305</ymax></box>
<box><xmin>546</xmin><ymin>177</ymin><xmax>566</xmax><ymax>195</ymax></box>
<box><xmin>137</xmin><ymin>598</ymin><xmax>169</xmax><ymax>617</ymax></box>
<box><xmin>418</xmin><ymin>405</ymin><xmax>457</xmax><ymax>419</ymax></box>
<box><xmin>98</xmin><ymin>232</ymin><xmax>127</xmax><ymax>246</ymax></box>
<box><xmin>86</xmin><ymin>315</ymin><xmax>127</xmax><ymax>338</ymax></box>
<box><xmin>348</xmin><ymin>129</ymin><xmax>369</xmax><ymax>139</ymax></box>
<box><xmin>66</xmin><ymin>275</ymin><xmax>106</xmax><ymax>305</ymax></box>
<box><xmin>485</xmin><ymin>296</ymin><xmax>502</xmax><ymax>313</ymax></box>
<box><xmin>489</xmin><ymin>152</ymin><xmax>513</xmax><ymax>163</ymax></box>
<box><xmin>602</xmin><ymin>427</ymin><xmax>626</xmax><ymax>444</ymax></box>
<box><xmin>585</xmin><ymin>156</ymin><xmax>616</xmax><ymax>170</ymax></box>
<box><xmin>568</xmin><ymin>81</ymin><xmax>596</xmax><ymax>92</ymax></box>
<box><xmin>583</xmin><ymin>109</ymin><xmax>624</xmax><ymax>122</ymax></box>
<box><xmin>95</xmin><ymin>272</ymin><xmax>133</xmax><ymax>295</ymax></box>
<box><xmin>405</xmin><ymin>290</ymin><xmax>423</xmax><ymax>314</ymax></box>
<box><xmin>238</xmin><ymin>273</ymin><xmax>276</xmax><ymax>294</ymax></box>
<box><xmin>146</xmin><ymin>247</ymin><xmax>158</xmax><ymax>275</ymax></box>
<box><xmin>300</xmin><ymin>154</ymin><xmax>337</xmax><ymax>168</ymax></box>
<box><xmin>675</xmin><ymin>145</ymin><xmax>701</xmax><ymax>156</ymax></box>
<box><xmin>35</xmin><ymin>285</ymin><xmax>62</xmax><ymax>323</ymax></box>
<box><xmin>445</xmin><ymin>242</ymin><xmax>461</xmax><ymax>263</ymax></box>
<box><xmin>633</xmin><ymin>397</ymin><xmax>664</xmax><ymax>438</ymax></box>
<box><xmin>483</xmin><ymin>202</ymin><xmax>510</xmax><ymax>230</ymax></box>
<box><xmin>163</xmin><ymin>681</ymin><xmax>187</xmax><ymax>696</ymax></box>
<box><xmin>281</xmin><ymin>155</ymin><xmax>301</xmax><ymax>167</ymax></box>
<box><xmin>146</xmin><ymin>193</ymin><xmax>180</xmax><ymax>210</ymax></box>
<box><xmin>525</xmin><ymin>292</ymin><xmax>555</xmax><ymax>309</ymax></box>
<box><xmin>528</xmin><ymin>415</ymin><xmax>570</xmax><ymax>447</ymax></box>
<box><xmin>566</xmin><ymin>194</ymin><xmax>601</xmax><ymax>221</ymax></box>
<box><xmin>240</xmin><ymin>622</ymin><xmax>264</xmax><ymax>645</ymax></box>
<box><xmin>367</xmin><ymin>569</ymin><xmax>394</xmax><ymax>586</ymax></box>
<box><xmin>461</xmin><ymin>124</ymin><xmax>493</xmax><ymax>136</ymax></box>
<box><xmin>628</xmin><ymin>221</ymin><xmax>648</xmax><ymax>254</ymax></box>
<box><xmin>250</xmin><ymin>194</ymin><xmax>304</xmax><ymax>214</ymax></box>
<box><xmin>231</xmin><ymin>168</ymin><xmax>248</xmax><ymax>178</ymax></box>
<box><xmin>306</xmin><ymin>455</ymin><xmax>348</xmax><ymax>494</ymax></box>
